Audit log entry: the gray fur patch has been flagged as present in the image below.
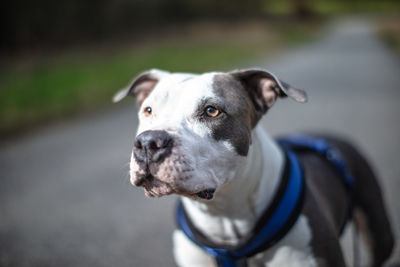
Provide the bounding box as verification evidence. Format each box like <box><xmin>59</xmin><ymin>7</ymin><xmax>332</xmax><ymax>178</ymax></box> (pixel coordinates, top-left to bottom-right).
<box><xmin>199</xmin><ymin>74</ymin><xmax>256</xmax><ymax>156</ymax></box>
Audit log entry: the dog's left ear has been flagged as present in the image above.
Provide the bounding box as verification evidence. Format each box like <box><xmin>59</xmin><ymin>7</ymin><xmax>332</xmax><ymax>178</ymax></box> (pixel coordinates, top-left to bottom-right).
<box><xmin>230</xmin><ymin>68</ymin><xmax>307</xmax><ymax>114</ymax></box>
<box><xmin>113</xmin><ymin>69</ymin><xmax>169</xmax><ymax>106</ymax></box>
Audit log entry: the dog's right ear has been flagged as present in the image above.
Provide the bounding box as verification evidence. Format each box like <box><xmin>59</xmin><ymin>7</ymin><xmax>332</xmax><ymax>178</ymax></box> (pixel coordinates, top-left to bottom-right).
<box><xmin>113</xmin><ymin>69</ymin><xmax>169</xmax><ymax>106</ymax></box>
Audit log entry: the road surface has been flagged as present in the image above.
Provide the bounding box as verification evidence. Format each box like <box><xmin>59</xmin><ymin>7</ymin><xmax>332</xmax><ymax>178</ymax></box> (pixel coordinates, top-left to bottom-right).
<box><xmin>1</xmin><ymin>17</ymin><xmax>399</xmax><ymax>266</ymax></box>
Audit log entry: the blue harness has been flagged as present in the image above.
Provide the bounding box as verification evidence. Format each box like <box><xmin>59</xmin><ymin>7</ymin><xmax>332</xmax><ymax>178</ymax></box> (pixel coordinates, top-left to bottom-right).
<box><xmin>176</xmin><ymin>135</ymin><xmax>354</xmax><ymax>267</ymax></box>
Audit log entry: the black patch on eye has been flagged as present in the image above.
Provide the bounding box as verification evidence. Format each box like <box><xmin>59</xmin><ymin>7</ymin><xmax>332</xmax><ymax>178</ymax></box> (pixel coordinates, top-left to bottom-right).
<box><xmin>197</xmin><ymin>74</ymin><xmax>255</xmax><ymax>156</ymax></box>
<box><xmin>195</xmin><ymin>99</ymin><xmax>224</xmax><ymax>120</ymax></box>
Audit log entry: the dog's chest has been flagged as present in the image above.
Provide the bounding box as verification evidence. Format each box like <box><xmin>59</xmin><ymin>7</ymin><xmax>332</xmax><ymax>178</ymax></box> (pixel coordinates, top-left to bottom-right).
<box><xmin>252</xmin><ymin>215</ymin><xmax>317</xmax><ymax>267</ymax></box>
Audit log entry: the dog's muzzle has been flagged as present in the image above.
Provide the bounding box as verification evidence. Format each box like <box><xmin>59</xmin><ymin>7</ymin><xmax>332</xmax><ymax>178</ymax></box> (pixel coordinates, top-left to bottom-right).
<box><xmin>132</xmin><ymin>130</ymin><xmax>216</xmax><ymax>200</ymax></box>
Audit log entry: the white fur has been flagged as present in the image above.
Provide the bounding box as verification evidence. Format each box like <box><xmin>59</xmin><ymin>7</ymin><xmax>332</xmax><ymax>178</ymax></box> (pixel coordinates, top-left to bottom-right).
<box><xmin>262</xmin><ymin>216</ymin><xmax>316</xmax><ymax>267</ymax></box>
<box><xmin>173</xmin><ymin>230</ymin><xmax>215</xmax><ymax>267</ymax></box>
<box><xmin>130</xmin><ymin>72</ymin><xmax>246</xmax><ymax>197</ymax></box>
<box><xmin>136</xmin><ymin>72</ymin><xmax>215</xmax><ymax>136</ymax></box>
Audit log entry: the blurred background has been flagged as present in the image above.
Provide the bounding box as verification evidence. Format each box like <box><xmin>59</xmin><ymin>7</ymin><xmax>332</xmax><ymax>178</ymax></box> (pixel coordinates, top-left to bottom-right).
<box><xmin>0</xmin><ymin>0</ymin><xmax>399</xmax><ymax>266</ymax></box>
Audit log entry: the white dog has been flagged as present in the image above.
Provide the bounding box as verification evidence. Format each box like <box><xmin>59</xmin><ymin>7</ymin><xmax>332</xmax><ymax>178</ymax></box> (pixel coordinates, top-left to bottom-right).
<box><xmin>114</xmin><ymin>68</ymin><xmax>394</xmax><ymax>267</ymax></box>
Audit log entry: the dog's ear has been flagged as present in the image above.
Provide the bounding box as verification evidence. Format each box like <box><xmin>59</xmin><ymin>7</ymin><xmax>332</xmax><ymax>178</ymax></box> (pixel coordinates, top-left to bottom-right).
<box><xmin>113</xmin><ymin>69</ymin><xmax>169</xmax><ymax>106</ymax></box>
<box><xmin>229</xmin><ymin>68</ymin><xmax>307</xmax><ymax>114</ymax></box>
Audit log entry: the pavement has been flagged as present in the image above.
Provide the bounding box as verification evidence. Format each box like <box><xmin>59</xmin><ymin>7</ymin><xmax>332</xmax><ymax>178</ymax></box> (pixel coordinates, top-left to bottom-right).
<box><xmin>1</xmin><ymin>17</ymin><xmax>399</xmax><ymax>266</ymax></box>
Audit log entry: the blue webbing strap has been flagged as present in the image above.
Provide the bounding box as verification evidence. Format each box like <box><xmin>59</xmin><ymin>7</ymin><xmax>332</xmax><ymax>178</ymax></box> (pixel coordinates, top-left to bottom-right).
<box><xmin>276</xmin><ymin>135</ymin><xmax>355</xmax><ymax>190</ymax></box>
<box><xmin>277</xmin><ymin>134</ymin><xmax>355</xmax><ymax>234</ymax></box>
<box><xmin>176</xmin><ymin>149</ymin><xmax>304</xmax><ymax>267</ymax></box>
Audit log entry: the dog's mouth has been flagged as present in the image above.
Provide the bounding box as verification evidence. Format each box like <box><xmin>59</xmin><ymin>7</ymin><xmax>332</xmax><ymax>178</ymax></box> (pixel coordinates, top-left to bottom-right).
<box><xmin>133</xmin><ymin>172</ymin><xmax>216</xmax><ymax>200</ymax></box>
<box><xmin>193</xmin><ymin>189</ymin><xmax>215</xmax><ymax>200</ymax></box>
<box><xmin>133</xmin><ymin>173</ymin><xmax>154</xmax><ymax>187</ymax></box>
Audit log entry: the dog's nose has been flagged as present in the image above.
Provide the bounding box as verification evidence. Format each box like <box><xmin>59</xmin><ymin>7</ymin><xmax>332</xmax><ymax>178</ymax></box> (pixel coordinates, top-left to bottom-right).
<box><xmin>134</xmin><ymin>130</ymin><xmax>173</xmax><ymax>163</ymax></box>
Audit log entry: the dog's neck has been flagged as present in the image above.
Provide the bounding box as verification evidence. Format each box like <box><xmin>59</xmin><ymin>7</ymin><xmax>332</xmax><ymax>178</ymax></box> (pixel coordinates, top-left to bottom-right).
<box><xmin>181</xmin><ymin>125</ymin><xmax>285</xmax><ymax>245</ymax></box>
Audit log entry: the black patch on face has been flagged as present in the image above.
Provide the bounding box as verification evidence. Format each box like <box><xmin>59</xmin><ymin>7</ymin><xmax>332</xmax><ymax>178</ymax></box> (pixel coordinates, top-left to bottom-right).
<box><xmin>196</xmin><ymin>74</ymin><xmax>256</xmax><ymax>156</ymax></box>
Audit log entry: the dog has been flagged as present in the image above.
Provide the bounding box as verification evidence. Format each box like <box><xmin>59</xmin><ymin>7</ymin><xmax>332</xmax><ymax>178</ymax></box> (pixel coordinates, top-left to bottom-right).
<box><xmin>114</xmin><ymin>68</ymin><xmax>394</xmax><ymax>267</ymax></box>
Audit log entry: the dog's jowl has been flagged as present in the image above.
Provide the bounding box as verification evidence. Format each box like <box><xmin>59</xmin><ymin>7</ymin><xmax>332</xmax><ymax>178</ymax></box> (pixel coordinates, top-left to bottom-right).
<box><xmin>114</xmin><ymin>68</ymin><xmax>394</xmax><ymax>267</ymax></box>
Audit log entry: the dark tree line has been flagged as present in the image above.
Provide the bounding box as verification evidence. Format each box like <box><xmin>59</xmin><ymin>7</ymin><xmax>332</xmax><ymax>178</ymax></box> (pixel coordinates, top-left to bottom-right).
<box><xmin>2</xmin><ymin>0</ymin><xmax>393</xmax><ymax>53</ymax></box>
<box><xmin>0</xmin><ymin>0</ymin><xmax>266</xmax><ymax>53</ymax></box>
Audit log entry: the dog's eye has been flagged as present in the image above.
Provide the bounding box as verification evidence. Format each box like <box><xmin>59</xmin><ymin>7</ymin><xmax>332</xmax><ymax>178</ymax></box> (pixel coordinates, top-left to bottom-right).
<box><xmin>205</xmin><ymin>106</ymin><xmax>220</xmax><ymax>118</ymax></box>
<box><xmin>144</xmin><ymin>106</ymin><xmax>152</xmax><ymax>116</ymax></box>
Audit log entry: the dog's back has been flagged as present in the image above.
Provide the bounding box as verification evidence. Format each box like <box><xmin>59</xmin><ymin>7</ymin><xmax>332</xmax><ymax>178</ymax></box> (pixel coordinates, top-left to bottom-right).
<box><xmin>298</xmin><ymin>135</ymin><xmax>394</xmax><ymax>267</ymax></box>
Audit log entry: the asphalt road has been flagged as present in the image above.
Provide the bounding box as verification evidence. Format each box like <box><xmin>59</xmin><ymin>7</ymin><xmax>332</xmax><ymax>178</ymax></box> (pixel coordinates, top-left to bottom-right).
<box><xmin>1</xmin><ymin>17</ymin><xmax>399</xmax><ymax>266</ymax></box>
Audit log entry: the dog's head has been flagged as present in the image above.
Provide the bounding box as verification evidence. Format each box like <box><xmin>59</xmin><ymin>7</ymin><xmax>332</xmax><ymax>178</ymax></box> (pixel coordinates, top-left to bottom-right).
<box><xmin>114</xmin><ymin>68</ymin><xmax>307</xmax><ymax>200</ymax></box>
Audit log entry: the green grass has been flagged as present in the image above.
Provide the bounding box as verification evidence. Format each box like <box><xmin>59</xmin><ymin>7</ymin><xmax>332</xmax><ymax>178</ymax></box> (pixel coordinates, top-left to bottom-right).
<box><xmin>0</xmin><ymin>21</ymin><xmax>319</xmax><ymax>136</ymax></box>
<box><xmin>381</xmin><ymin>32</ymin><xmax>400</xmax><ymax>55</ymax></box>
<box><xmin>0</xmin><ymin>44</ymin><xmax>263</xmax><ymax>135</ymax></box>
<box><xmin>264</xmin><ymin>0</ymin><xmax>400</xmax><ymax>15</ymax></box>
<box><xmin>378</xmin><ymin>17</ymin><xmax>400</xmax><ymax>57</ymax></box>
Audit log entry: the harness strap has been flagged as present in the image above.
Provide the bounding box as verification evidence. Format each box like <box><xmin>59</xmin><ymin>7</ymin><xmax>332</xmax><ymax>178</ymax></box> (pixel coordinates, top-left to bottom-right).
<box><xmin>175</xmin><ymin>135</ymin><xmax>355</xmax><ymax>267</ymax></box>
<box><xmin>277</xmin><ymin>135</ymin><xmax>355</xmax><ymax>234</ymax></box>
<box><xmin>277</xmin><ymin>135</ymin><xmax>354</xmax><ymax>190</ymax></box>
<box><xmin>176</xmin><ymin>149</ymin><xmax>305</xmax><ymax>267</ymax></box>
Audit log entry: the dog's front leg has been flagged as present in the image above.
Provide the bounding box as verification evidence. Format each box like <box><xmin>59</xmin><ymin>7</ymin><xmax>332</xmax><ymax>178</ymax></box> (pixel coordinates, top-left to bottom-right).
<box><xmin>173</xmin><ymin>230</ymin><xmax>216</xmax><ymax>267</ymax></box>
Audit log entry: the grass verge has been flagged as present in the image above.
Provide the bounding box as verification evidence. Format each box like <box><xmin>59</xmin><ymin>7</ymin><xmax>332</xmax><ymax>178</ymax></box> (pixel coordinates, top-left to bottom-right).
<box><xmin>0</xmin><ymin>20</ymin><xmax>320</xmax><ymax>137</ymax></box>
<box><xmin>378</xmin><ymin>16</ymin><xmax>400</xmax><ymax>57</ymax></box>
